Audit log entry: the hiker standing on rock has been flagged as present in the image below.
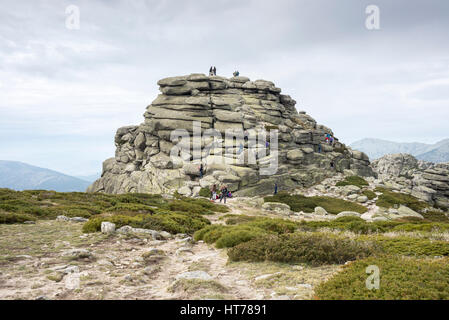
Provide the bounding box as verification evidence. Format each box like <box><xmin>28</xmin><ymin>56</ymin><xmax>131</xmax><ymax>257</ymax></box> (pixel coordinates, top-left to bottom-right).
<box><xmin>199</xmin><ymin>163</ymin><xmax>204</xmax><ymax>178</ymax></box>
<box><xmin>213</xmin><ymin>66</ymin><xmax>217</xmax><ymax>76</ymax></box>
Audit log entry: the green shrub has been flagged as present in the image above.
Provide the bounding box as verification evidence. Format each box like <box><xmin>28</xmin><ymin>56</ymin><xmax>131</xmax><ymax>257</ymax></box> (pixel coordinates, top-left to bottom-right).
<box><xmin>361</xmin><ymin>235</ymin><xmax>449</xmax><ymax>257</ymax></box>
<box><xmin>83</xmin><ymin>211</ymin><xmax>210</xmax><ymax>235</ymax></box>
<box><xmin>199</xmin><ymin>188</ymin><xmax>211</xmax><ymax>198</ymax></box>
<box><xmin>315</xmin><ymin>256</ymin><xmax>449</xmax><ymax>299</ymax></box>
<box><xmin>264</xmin><ymin>192</ymin><xmax>367</xmax><ymax>214</ymax></box>
<box><xmin>215</xmin><ymin>227</ymin><xmax>267</xmax><ymax>248</ymax></box>
<box><xmin>142</xmin><ymin>211</ymin><xmax>210</xmax><ymax>234</ymax></box>
<box><xmin>298</xmin><ymin>219</ymin><xmax>384</xmax><ymax>235</ymax></box>
<box><xmin>376</xmin><ymin>189</ymin><xmax>428</xmax><ymax>212</ymax></box>
<box><xmin>106</xmin><ymin>203</ymin><xmax>157</xmax><ymax>214</ymax></box>
<box><xmin>0</xmin><ymin>211</ymin><xmax>37</xmax><ymax>224</ymax></box>
<box><xmin>194</xmin><ymin>217</ymin><xmax>298</xmax><ymax>248</ymax></box>
<box><xmin>421</xmin><ymin>211</ymin><xmax>449</xmax><ymax>222</ymax></box>
<box><xmin>336</xmin><ymin>176</ymin><xmax>369</xmax><ymax>188</ymax></box>
<box><xmin>362</xmin><ymin>190</ymin><xmax>377</xmax><ymax>200</ymax></box>
<box><xmin>223</xmin><ymin>214</ymin><xmax>258</xmax><ymax>225</ymax></box>
<box><xmin>228</xmin><ymin>233</ymin><xmax>377</xmax><ymax>266</ymax></box>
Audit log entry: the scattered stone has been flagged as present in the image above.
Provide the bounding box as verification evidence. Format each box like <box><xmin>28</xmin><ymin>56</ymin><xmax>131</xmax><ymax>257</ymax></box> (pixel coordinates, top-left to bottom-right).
<box><xmin>397</xmin><ymin>205</ymin><xmax>424</xmax><ymax>219</ymax></box>
<box><xmin>262</xmin><ymin>202</ymin><xmax>291</xmax><ymax>215</ymax></box>
<box><xmin>101</xmin><ymin>222</ymin><xmax>116</xmax><ymax>234</ymax></box>
<box><xmin>24</xmin><ymin>221</ymin><xmax>36</xmax><ymax>224</ymax></box>
<box><xmin>314</xmin><ymin>206</ymin><xmax>327</xmax><ymax>216</ymax></box>
<box><xmin>62</xmin><ymin>249</ymin><xmax>94</xmax><ymax>260</ymax></box>
<box><xmin>56</xmin><ymin>215</ymin><xmax>70</xmax><ymax>222</ymax></box>
<box><xmin>70</xmin><ymin>217</ymin><xmax>88</xmax><ymax>223</ymax></box>
<box><xmin>255</xmin><ymin>272</ymin><xmax>282</xmax><ymax>281</ymax></box>
<box><xmin>336</xmin><ymin>211</ymin><xmax>361</xmax><ymax>218</ymax></box>
<box><xmin>176</xmin><ymin>271</ymin><xmax>212</xmax><ymax>281</ymax></box>
<box><xmin>357</xmin><ymin>195</ymin><xmax>368</xmax><ymax>203</ymax></box>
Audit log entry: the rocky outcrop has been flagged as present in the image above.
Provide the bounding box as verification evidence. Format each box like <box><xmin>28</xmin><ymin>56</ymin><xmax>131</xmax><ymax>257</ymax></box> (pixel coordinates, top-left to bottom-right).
<box><xmin>88</xmin><ymin>74</ymin><xmax>373</xmax><ymax>196</ymax></box>
<box><xmin>371</xmin><ymin>153</ymin><xmax>449</xmax><ymax>209</ymax></box>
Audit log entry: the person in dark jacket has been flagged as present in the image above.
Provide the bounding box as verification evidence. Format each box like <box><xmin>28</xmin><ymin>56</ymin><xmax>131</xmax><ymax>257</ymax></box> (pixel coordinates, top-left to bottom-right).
<box><xmin>274</xmin><ymin>183</ymin><xmax>278</xmax><ymax>195</ymax></box>
<box><xmin>220</xmin><ymin>185</ymin><xmax>228</xmax><ymax>204</ymax></box>
<box><xmin>213</xmin><ymin>66</ymin><xmax>217</xmax><ymax>76</ymax></box>
<box><xmin>199</xmin><ymin>163</ymin><xmax>204</xmax><ymax>178</ymax></box>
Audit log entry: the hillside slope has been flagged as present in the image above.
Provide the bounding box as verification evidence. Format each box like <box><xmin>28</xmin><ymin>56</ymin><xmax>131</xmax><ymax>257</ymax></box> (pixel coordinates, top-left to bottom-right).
<box><xmin>0</xmin><ymin>160</ymin><xmax>90</xmax><ymax>192</ymax></box>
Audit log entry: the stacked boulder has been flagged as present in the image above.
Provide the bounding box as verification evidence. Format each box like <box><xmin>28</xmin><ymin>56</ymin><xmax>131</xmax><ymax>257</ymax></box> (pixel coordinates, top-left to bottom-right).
<box><xmin>372</xmin><ymin>153</ymin><xmax>449</xmax><ymax>209</ymax></box>
<box><xmin>87</xmin><ymin>74</ymin><xmax>374</xmax><ymax>196</ymax></box>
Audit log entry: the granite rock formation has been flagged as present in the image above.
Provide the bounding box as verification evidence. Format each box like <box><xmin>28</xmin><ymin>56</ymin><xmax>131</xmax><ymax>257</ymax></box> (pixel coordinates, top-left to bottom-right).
<box><xmin>87</xmin><ymin>74</ymin><xmax>374</xmax><ymax>196</ymax></box>
<box><xmin>371</xmin><ymin>153</ymin><xmax>449</xmax><ymax>209</ymax></box>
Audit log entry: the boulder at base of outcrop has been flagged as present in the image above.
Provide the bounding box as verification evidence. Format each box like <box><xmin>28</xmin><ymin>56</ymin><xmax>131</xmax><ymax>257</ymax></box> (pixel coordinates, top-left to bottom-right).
<box><xmin>397</xmin><ymin>205</ymin><xmax>424</xmax><ymax>219</ymax></box>
<box><xmin>314</xmin><ymin>206</ymin><xmax>328</xmax><ymax>215</ymax></box>
<box><xmin>101</xmin><ymin>222</ymin><xmax>116</xmax><ymax>234</ymax></box>
<box><xmin>372</xmin><ymin>153</ymin><xmax>449</xmax><ymax>209</ymax></box>
<box><xmin>262</xmin><ymin>202</ymin><xmax>291</xmax><ymax>215</ymax></box>
<box><xmin>336</xmin><ymin>211</ymin><xmax>361</xmax><ymax>218</ymax></box>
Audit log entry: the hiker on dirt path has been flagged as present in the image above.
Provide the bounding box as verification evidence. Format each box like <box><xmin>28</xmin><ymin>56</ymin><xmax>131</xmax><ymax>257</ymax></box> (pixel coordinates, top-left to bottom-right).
<box><xmin>274</xmin><ymin>183</ymin><xmax>278</xmax><ymax>195</ymax></box>
<box><xmin>210</xmin><ymin>184</ymin><xmax>217</xmax><ymax>201</ymax></box>
<box><xmin>220</xmin><ymin>185</ymin><xmax>228</xmax><ymax>204</ymax></box>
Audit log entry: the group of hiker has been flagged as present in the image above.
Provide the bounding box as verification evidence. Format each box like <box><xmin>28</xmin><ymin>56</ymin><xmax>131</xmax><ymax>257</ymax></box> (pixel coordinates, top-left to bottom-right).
<box><xmin>325</xmin><ymin>133</ymin><xmax>334</xmax><ymax>145</ymax></box>
<box><xmin>208</xmin><ymin>67</ymin><xmax>241</xmax><ymax>78</ymax></box>
<box><xmin>209</xmin><ymin>184</ymin><xmax>231</xmax><ymax>203</ymax></box>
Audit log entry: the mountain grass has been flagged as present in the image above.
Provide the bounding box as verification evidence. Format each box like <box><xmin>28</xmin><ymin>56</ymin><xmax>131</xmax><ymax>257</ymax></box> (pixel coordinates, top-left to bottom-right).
<box><xmin>315</xmin><ymin>256</ymin><xmax>449</xmax><ymax>300</ymax></box>
<box><xmin>336</xmin><ymin>176</ymin><xmax>369</xmax><ymax>188</ymax></box>
<box><xmin>264</xmin><ymin>192</ymin><xmax>367</xmax><ymax>214</ymax></box>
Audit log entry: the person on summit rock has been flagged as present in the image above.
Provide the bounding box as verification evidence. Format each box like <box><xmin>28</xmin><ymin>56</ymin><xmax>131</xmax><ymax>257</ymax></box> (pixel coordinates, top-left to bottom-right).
<box><xmin>213</xmin><ymin>66</ymin><xmax>217</xmax><ymax>76</ymax></box>
<box><xmin>209</xmin><ymin>66</ymin><xmax>214</xmax><ymax>76</ymax></box>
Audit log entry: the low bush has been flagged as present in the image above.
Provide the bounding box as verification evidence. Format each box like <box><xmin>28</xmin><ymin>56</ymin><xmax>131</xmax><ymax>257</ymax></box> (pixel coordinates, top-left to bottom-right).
<box><xmin>199</xmin><ymin>188</ymin><xmax>211</xmax><ymax>198</ymax></box>
<box><xmin>0</xmin><ymin>211</ymin><xmax>37</xmax><ymax>224</ymax></box>
<box><xmin>82</xmin><ymin>211</ymin><xmax>210</xmax><ymax>235</ymax></box>
<box><xmin>336</xmin><ymin>176</ymin><xmax>369</xmax><ymax>188</ymax></box>
<box><xmin>375</xmin><ymin>189</ymin><xmax>428</xmax><ymax>212</ymax></box>
<box><xmin>264</xmin><ymin>192</ymin><xmax>367</xmax><ymax>214</ymax></box>
<box><xmin>315</xmin><ymin>256</ymin><xmax>449</xmax><ymax>299</ymax></box>
<box><xmin>194</xmin><ymin>216</ymin><xmax>298</xmax><ymax>248</ymax></box>
<box><xmin>222</xmin><ymin>214</ymin><xmax>258</xmax><ymax>225</ymax></box>
<box><xmin>106</xmin><ymin>203</ymin><xmax>157</xmax><ymax>214</ymax></box>
<box><xmin>228</xmin><ymin>233</ymin><xmax>377</xmax><ymax>266</ymax></box>
<box><xmin>363</xmin><ymin>235</ymin><xmax>449</xmax><ymax>257</ymax></box>
<box><xmin>421</xmin><ymin>210</ymin><xmax>449</xmax><ymax>222</ymax></box>
<box><xmin>362</xmin><ymin>190</ymin><xmax>377</xmax><ymax>200</ymax></box>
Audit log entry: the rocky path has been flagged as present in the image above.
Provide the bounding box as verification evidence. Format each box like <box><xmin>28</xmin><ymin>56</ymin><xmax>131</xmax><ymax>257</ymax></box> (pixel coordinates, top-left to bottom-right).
<box><xmin>0</xmin><ymin>207</ymin><xmax>338</xmax><ymax>300</ymax></box>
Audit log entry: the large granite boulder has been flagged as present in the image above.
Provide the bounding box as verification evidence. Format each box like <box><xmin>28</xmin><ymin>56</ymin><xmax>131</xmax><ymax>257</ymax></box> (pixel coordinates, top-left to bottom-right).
<box><xmin>372</xmin><ymin>153</ymin><xmax>449</xmax><ymax>209</ymax></box>
<box><xmin>88</xmin><ymin>74</ymin><xmax>374</xmax><ymax>196</ymax></box>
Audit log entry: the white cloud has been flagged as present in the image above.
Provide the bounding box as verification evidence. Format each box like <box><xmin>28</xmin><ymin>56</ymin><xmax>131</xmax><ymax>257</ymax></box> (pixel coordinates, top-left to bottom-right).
<box><xmin>1</xmin><ymin>0</ymin><xmax>449</xmax><ymax>174</ymax></box>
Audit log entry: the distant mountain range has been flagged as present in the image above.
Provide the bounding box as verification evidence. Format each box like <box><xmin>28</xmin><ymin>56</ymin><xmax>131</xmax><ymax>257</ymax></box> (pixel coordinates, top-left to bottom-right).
<box><xmin>0</xmin><ymin>160</ymin><xmax>92</xmax><ymax>192</ymax></box>
<box><xmin>350</xmin><ymin>138</ymin><xmax>449</xmax><ymax>163</ymax></box>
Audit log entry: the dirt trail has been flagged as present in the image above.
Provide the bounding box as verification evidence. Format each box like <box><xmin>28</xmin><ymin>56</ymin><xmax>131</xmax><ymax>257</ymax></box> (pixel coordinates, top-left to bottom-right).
<box><xmin>0</xmin><ymin>197</ymin><xmax>341</xmax><ymax>300</ymax></box>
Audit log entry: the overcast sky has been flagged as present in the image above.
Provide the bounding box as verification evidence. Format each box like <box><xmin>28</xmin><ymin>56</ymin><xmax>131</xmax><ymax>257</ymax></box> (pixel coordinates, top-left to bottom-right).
<box><xmin>1</xmin><ymin>0</ymin><xmax>448</xmax><ymax>175</ymax></box>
